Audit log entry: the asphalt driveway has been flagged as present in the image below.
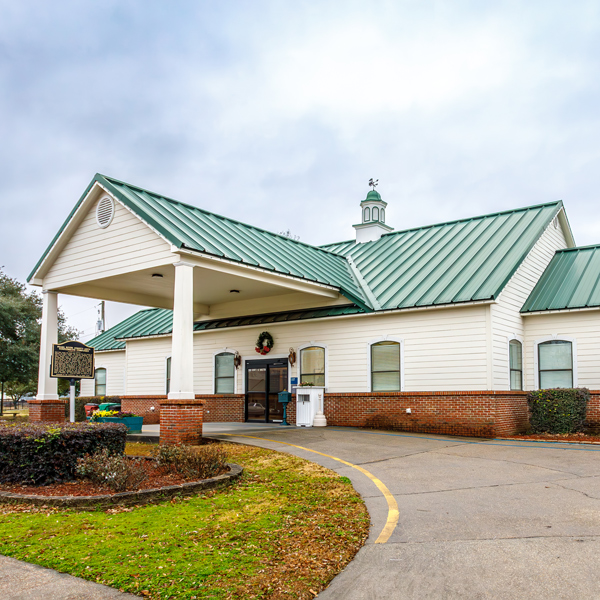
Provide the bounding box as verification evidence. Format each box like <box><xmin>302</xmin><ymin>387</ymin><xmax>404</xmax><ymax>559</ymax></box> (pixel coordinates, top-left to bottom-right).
<box><xmin>206</xmin><ymin>423</ymin><xmax>600</xmax><ymax>599</ymax></box>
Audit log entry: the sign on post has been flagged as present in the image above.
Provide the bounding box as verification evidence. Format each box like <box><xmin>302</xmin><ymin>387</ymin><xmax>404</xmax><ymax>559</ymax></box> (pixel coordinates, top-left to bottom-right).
<box><xmin>50</xmin><ymin>341</ymin><xmax>95</xmax><ymax>422</ymax></box>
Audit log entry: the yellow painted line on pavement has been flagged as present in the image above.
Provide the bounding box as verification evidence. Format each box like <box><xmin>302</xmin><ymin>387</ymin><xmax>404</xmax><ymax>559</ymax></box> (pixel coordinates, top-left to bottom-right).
<box><xmin>217</xmin><ymin>433</ymin><xmax>399</xmax><ymax>544</ymax></box>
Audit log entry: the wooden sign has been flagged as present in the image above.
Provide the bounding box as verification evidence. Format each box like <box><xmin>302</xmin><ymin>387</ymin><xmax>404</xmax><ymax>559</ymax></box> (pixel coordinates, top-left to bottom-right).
<box><xmin>50</xmin><ymin>341</ymin><xmax>95</xmax><ymax>380</ymax></box>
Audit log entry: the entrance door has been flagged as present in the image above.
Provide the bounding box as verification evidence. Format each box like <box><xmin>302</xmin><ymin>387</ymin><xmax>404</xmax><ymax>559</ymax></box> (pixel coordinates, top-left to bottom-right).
<box><xmin>245</xmin><ymin>359</ymin><xmax>288</xmax><ymax>422</ymax></box>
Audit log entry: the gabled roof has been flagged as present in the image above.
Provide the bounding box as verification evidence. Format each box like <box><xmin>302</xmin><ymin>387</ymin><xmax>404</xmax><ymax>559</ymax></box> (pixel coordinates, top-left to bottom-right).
<box><xmin>521</xmin><ymin>245</ymin><xmax>600</xmax><ymax>313</ymax></box>
<box><xmin>88</xmin><ymin>305</ymin><xmax>365</xmax><ymax>350</ymax></box>
<box><xmin>325</xmin><ymin>201</ymin><xmax>565</xmax><ymax>310</ymax></box>
<box><xmin>31</xmin><ymin>173</ymin><xmax>568</xmax><ymax>314</ymax></box>
<box><xmin>28</xmin><ymin>174</ymin><xmax>369</xmax><ymax>310</ymax></box>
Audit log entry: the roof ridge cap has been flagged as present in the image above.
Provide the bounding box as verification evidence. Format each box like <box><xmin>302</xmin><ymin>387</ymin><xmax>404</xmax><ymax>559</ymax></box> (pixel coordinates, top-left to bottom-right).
<box><xmin>556</xmin><ymin>244</ymin><xmax>600</xmax><ymax>252</ymax></box>
<box><xmin>379</xmin><ymin>200</ymin><xmax>563</xmax><ymax>239</ymax></box>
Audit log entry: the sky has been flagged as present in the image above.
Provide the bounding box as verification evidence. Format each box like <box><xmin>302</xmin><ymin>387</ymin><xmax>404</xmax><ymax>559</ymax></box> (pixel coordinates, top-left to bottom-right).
<box><xmin>1</xmin><ymin>0</ymin><xmax>600</xmax><ymax>339</ymax></box>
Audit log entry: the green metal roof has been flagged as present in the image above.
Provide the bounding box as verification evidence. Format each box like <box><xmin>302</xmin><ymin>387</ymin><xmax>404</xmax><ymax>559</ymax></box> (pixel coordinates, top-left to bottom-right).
<box><xmin>329</xmin><ymin>201</ymin><xmax>564</xmax><ymax>310</ymax></box>
<box><xmin>29</xmin><ymin>174</ymin><xmax>369</xmax><ymax>310</ymax></box>
<box><xmin>87</xmin><ymin>308</ymin><xmax>173</xmax><ymax>351</ymax></box>
<box><xmin>521</xmin><ymin>245</ymin><xmax>600</xmax><ymax>313</ymax></box>
<box><xmin>32</xmin><ymin>173</ymin><xmax>566</xmax><ymax>315</ymax></box>
<box><xmin>87</xmin><ymin>305</ymin><xmax>364</xmax><ymax>349</ymax></box>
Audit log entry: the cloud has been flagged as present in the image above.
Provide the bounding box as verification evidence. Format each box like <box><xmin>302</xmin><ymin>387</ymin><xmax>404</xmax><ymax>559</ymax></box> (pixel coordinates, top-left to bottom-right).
<box><xmin>2</xmin><ymin>0</ymin><xmax>600</xmax><ymax>333</ymax></box>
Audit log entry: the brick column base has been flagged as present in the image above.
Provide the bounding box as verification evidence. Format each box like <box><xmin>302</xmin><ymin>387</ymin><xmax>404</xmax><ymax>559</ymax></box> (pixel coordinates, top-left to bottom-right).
<box><xmin>28</xmin><ymin>399</ymin><xmax>68</xmax><ymax>423</ymax></box>
<box><xmin>159</xmin><ymin>398</ymin><xmax>204</xmax><ymax>445</ymax></box>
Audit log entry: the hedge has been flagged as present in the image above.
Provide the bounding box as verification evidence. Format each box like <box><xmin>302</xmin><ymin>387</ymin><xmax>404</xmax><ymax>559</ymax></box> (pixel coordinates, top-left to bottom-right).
<box><xmin>64</xmin><ymin>396</ymin><xmax>122</xmax><ymax>422</ymax></box>
<box><xmin>527</xmin><ymin>388</ymin><xmax>590</xmax><ymax>434</ymax></box>
<box><xmin>0</xmin><ymin>422</ymin><xmax>127</xmax><ymax>485</ymax></box>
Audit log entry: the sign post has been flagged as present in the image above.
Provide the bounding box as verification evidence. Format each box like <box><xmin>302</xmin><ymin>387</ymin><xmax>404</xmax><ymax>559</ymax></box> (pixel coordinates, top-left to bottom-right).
<box><xmin>50</xmin><ymin>341</ymin><xmax>95</xmax><ymax>423</ymax></box>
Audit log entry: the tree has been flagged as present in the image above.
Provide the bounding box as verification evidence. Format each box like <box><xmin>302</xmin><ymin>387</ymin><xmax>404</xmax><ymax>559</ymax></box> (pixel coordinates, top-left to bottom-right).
<box><xmin>0</xmin><ymin>269</ymin><xmax>79</xmax><ymax>413</ymax></box>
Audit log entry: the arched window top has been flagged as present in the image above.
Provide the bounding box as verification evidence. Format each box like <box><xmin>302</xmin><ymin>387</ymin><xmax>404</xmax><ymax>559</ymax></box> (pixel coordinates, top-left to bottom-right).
<box><xmin>509</xmin><ymin>340</ymin><xmax>522</xmax><ymax>390</ymax></box>
<box><xmin>300</xmin><ymin>346</ymin><xmax>325</xmax><ymax>386</ymax></box>
<box><xmin>371</xmin><ymin>341</ymin><xmax>400</xmax><ymax>391</ymax></box>
<box><xmin>538</xmin><ymin>340</ymin><xmax>573</xmax><ymax>389</ymax></box>
<box><xmin>95</xmin><ymin>368</ymin><xmax>106</xmax><ymax>397</ymax></box>
<box><xmin>372</xmin><ymin>206</ymin><xmax>379</xmax><ymax>221</ymax></box>
<box><xmin>215</xmin><ymin>352</ymin><xmax>235</xmax><ymax>394</ymax></box>
<box><xmin>364</xmin><ymin>207</ymin><xmax>370</xmax><ymax>222</ymax></box>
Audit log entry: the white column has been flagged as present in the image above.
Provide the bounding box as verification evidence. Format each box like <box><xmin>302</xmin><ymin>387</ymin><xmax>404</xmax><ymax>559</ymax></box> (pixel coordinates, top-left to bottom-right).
<box><xmin>36</xmin><ymin>290</ymin><xmax>58</xmax><ymax>400</ymax></box>
<box><xmin>168</xmin><ymin>262</ymin><xmax>195</xmax><ymax>400</ymax></box>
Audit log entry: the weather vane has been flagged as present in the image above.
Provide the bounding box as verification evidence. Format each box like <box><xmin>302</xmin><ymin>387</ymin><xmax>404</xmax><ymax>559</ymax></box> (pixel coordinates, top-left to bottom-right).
<box><xmin>369</xmin><ymin>178</ymin><xmax>379</xmax><ymax>190</ymax></box>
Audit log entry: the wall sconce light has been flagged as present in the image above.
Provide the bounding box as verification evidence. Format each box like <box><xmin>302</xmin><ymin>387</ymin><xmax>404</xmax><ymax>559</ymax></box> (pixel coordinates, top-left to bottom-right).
<box><xmin>288</xmin><ymin>347</ymin><xmax>296</xmax><ymax>366</ymax></box>
<box><xmin>233</xmin><ymin>352</ymin><xmax>242</xmax><ymax>369</ymax></box>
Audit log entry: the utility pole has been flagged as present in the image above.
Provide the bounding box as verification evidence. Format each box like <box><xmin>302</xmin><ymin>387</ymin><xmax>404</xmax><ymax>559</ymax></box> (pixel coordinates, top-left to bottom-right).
<box><xmin>95</xmin><ymin>301</ymin><xmax>105</xmax><ymax>337</ymax></box>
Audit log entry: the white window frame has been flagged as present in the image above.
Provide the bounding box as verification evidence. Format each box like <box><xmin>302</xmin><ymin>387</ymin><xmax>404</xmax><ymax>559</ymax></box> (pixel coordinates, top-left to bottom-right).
<box><xmin>212</xmin><ymin>348</ymin><xmax>238</xmax><ymax>394</ymax></box>
<box><xmin>507</xmin><ymin>336</ymin><xmax>524</xmax><ymax>390</ymax></box>
<box><xmin>297</xmin><ymin>342</ymin><xmax>328</xmax><ymax>389</ymax></box>
<box><xmin>94</xmin><ymin>367</ymin><xmax>107</xmax><ymax>396</ymax></box>
<box><xmin>533</xmin><ymin>335</ymin><xmax>577</xmax><ymax>389</ymax></box>
<box><xmin>364</xmin><ymin>207</ymin><xmax>370</xmax><ymax>222</ymax></box>
<box><xmin>372</xmin><ymin>206</ymin><xmax>380</xmax><ymax>221</ymax></box>
<box><xmin>165</xmin><ymin>355</ymin><xmax>172</xmax><ymax>395</ymax></box>
<box><xmin>367</xmin><ymin>336</ymin><xmax>404</xmax><ymax>392</ymax></box>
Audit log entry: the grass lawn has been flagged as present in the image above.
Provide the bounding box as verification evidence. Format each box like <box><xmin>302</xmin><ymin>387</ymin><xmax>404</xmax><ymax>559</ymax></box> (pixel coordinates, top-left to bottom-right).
<box><xmin>0</xmin><ymin>442</ymin><xmax>369</xmax><ymax>599</ymax></box>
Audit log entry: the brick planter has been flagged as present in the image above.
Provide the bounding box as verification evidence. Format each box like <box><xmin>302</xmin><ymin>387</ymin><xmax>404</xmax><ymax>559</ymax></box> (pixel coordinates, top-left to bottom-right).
<box><xmin>159</xmin><ymin>398</ymin><xmax>204</xmax><ymax>445</ymax></box>
<box><xmin>28</xmin><ymin>399</ymin><xmax>67</xmax><ymax>423</ymax></box>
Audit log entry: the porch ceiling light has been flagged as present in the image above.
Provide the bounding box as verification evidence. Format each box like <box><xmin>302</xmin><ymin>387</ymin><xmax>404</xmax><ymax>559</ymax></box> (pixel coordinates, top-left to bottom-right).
<box><xmin>151</xmin><ymin>273</ymin><xmax>164</xmax><ymax>278</ymax></box>
<box><xmin>230</xmin><ymin>289</ymin><xmax>240</xmax><ymax>293</ymax></box>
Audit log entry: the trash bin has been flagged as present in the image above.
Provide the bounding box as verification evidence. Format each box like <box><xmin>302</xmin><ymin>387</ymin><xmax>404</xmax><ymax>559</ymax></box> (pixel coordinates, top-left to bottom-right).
<box><xmin>84</xmin><ymin>403</ymin><xmax>99</xmax><ymax>417</ymax></box>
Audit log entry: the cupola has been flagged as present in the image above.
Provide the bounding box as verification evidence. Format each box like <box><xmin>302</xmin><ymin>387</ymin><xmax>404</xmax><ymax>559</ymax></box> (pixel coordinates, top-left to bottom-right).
<box><xmin>353</xmin><ymin>182</ymin><xmax>394</xmax><ymax>243</ymax></box>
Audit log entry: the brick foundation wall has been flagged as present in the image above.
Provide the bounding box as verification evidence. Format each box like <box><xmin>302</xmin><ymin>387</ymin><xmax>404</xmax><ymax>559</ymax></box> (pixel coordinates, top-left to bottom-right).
<box><xmin>121</xmin><ymin>396</ymin><xmax>164</xmax><ymax>424</ymax></box>
<box><xmin>324</xmin><ymin>391</ymin><xmax>529</xmax><ymax>438</ymax></box>
<box><xmin>197</xmin><ymin>395</ymin><xmax>245</xmax><ymax>423</ymax></box>
<box><xmin>585</xmin><ymin>391</ymin><xmax>600</xmax><ymax>429</ymax></box>
<box><xmin>159</xmin><ymin>398</ymin><xmax>204</xmax><ymax>445</ymax></box>
<box><xmin>28</xmin><ymin>399</ymin><xmax>68</xmax><ymax>423</ymax></box>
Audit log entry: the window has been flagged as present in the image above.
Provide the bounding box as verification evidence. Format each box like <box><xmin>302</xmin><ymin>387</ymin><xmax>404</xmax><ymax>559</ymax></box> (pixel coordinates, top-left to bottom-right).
<box><xmin>166</xmin><ymin>357</ymin><xmax>171</xmax><ymax>394</ymax></box>
<box><xmin>509</xmin><ymin>340</ymin><xmax>522</xmax><ymax>390</ymax></box>
<box><xmin>381</xmin><ymin>208</ymin><xmax>385</xmax><ymax>223</ymax></box>
<box><xmin>371</xmin><ymin>342</ymin><xmax>400</xmax><ymax>391</ymax></box>
<box><xmin>300</xmin><ymin>346</ymin><xmax>325</xmax><ymax>386</ymax></box>
<box><xmin>215</xmin><ymin>352</ymin><xmax>235</xmax><ymax>393</ymax></box>
<box><xmin>538</xmin><ymin>340</ymin><xmax>573</xmax><ymax>388</ymax></box>
<box><xmin>95</xmin><ymin>368</ymin><xmax>106</xmax><ymax>396</ymax></box>
<box><xmin>364</xmin><ymin>207</ymin><xmax>370</xmax><ymax>222</ymax></box>
<box><xmin>372</xmin><ymin>206</ymin><xmax>379</xmax><ymax>221</ymax></box>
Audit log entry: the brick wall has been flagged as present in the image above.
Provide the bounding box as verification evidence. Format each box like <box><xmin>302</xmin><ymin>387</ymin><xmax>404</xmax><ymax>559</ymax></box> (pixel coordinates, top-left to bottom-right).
<box><xmin>197</xmin><ymin>395</ymin><xmax>245</xmax><ymax>423</ymax></box>
<box><xmin>159</xmin><ymin>398</ymin><xmax>204</xmax><ymax>445</ymax></box>
<box><xmin>324</xmin><ymin>391</ymin><xmax>530</xmax><ymax>438</ymax></box>
<box><xmin>28</xmin><ymin>399</ymin><xmax>68</xmax><ymax>423</ymax></box>
<box><xmin>121</xmin><ymin>396</ymin><xmax>164</xmax><ymax>424</ymax></box>
<box><xmin>585</xmin><ymin>391</ymin><xmax>600</xmax><ymax>428</ymax></box>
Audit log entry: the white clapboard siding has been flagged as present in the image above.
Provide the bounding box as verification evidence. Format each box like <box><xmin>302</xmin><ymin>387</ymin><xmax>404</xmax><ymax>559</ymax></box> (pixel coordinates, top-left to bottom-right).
<box><xmin>80</xmin><ymin>351</ymin><xmax>126</xmax><ymax>396</ymax></box>
<box><xmin>44</xmin><ymin>199</ymin><xmax>175</xmax><ymax>289</ymax></box>
<box><xmin>125</xmin><ymin>337</ymin><xmax>172</xmax><ymax>395</ymax></box>
<box><xmin>491</xmin><ymin>219</ymin><xmax>568</xmax><ymax>390</ymax></box>
<box><xmin>107</xmin><ymin>305</ymin><xmax>490</xmax><ymax>395</ymax></box>
<box><xmin>524</xmin><ymin>311</ymin><xmax>600</xmax><ymax>390</ymax></box>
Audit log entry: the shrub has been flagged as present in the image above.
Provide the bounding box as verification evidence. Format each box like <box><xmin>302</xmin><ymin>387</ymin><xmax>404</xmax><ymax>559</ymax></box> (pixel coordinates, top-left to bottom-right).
<box><xmin>528</xmin><ymin>388</ymin><xmax>590</xmax><ymax>434</ymax></box>
<box><xmin>76</xmin><ymin>449</ymin><xmax>148</xmax><ymax>492</ymax></box>
<box><xmin>0</xmin><ymin>422</ymin><xmax>127</xmax><ymax>485</ymax></box>
<box><xmin>152</xmin><ymin>443</ymin><xmax>228</xmax><ymax>480</ymax></box>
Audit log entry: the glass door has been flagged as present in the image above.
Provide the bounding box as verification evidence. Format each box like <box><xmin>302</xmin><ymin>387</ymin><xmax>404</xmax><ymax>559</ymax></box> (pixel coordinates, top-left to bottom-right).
<box><xmin>245</xmin><ymin>359</ymin><xmax>288</xmax><ymax>422</ymax></box>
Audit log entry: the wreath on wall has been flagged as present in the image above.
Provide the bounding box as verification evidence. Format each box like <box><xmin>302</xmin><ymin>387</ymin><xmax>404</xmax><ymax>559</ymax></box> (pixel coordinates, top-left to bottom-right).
<box><xmin>255</xmin><ymin>331</ymin><xmax>274</xmax><ymax>355</ymax></box>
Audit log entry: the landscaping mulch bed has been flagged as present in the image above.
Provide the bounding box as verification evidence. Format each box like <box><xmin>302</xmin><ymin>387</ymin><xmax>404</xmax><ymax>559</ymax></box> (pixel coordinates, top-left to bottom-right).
<box><xmin>0</xmin><ymin>460</ymin><xmax>230</xmax><ymax>497</ymax></box>
<box><xmin>504</xmin><ymin>432</ymin><xmax>600</xmax><ymax>444</ymax></box>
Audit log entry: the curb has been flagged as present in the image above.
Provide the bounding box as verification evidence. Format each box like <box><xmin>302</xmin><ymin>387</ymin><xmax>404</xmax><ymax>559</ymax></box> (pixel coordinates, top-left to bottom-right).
<box><xmin>0</xmin><ymin>463</ymin><xmax>243</xmax><ymax>509</ymax></box>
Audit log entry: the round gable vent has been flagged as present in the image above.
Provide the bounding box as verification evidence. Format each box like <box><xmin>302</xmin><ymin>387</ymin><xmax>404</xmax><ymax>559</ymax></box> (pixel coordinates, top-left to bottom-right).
<box><xmin>96</xmin><ymin>196</ymin><xmax>115</xmax><ymax>229</ymax></box>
